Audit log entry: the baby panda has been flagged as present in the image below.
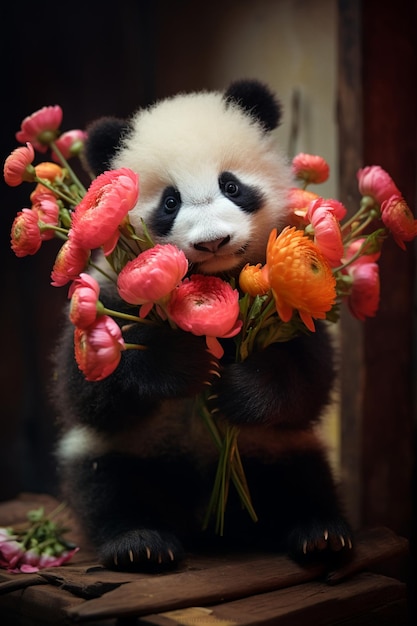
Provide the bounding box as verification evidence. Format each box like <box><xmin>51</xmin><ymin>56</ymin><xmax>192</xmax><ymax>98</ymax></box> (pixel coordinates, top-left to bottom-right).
<box><xmin>52</xmin><ymin>79</ymin><xmax>353</xmax><ymax>572</ymax></box>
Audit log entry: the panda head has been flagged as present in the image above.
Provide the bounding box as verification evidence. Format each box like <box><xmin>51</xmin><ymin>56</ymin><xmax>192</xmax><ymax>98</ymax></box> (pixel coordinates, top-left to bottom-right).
<box><xmin>83</xmin><ymin>80</ymin><xmax>292</xmax><ymax>276</ymax></box>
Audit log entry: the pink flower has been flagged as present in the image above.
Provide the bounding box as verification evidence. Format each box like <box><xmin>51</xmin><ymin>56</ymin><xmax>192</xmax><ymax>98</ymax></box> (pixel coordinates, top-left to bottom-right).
<box><xmin>3</xmin><ymin>143</ymin><xmax>36</xmax><ymax>186</ymax></box>
<box><xmin>51</xmin><ymin>239</ymin><xmax>90</xmax><ymax>287</ymax></box>
<box><xmin>52</xmin><ymin>129</ymin><xmax>88</xmax><ymax>162</ymax></box>
<box><xmin>357</xmin><ymin>165</ymin><xmax>401</xmax><ymax>205</ymax></box>
<box><xmin>69</xmin><ymin>168</ymin><xmax>139</xmax><ymax>255</ymax></box>
<box><xmin>10</xmin><ymin>209</ymin><xmax>42</xmax><ymax>257</ymax></box>
<box><xmin>13</xmin><ymin>547</ymin><xmax>79</xmax><ymax>573</ymax></box>
<box><xmin>0</xmin><ymin>529</ymin><xmax>25</xmax><ymax>570</ymax></box>
<box><xmin>345</xmin><ymin>238</ymin><xmax>381</xmax><ymax>264</ymax></box>
<box><xmin>69</xmin><ymin>273</ymin><xmax>101</xmax><ymax>329</ymax></box>
<box><xmin>167</xmin><ymin>275</ymin><xmax>242</xmax><ymax>358</ymax></box>
<box><xmin>346</xmin><ymin>262</ymin><xmax>380</xmax><ymax>321</ymax></box>
<box><xmin>306</xmin><ymin>198</ymin><xmax>345</xmax><ymax>267</ymax></box>
<box><xmin>32</xmin><ymin>192</ymin><xmax>60</xmax><ymax>240</ymax></box>
<box><xmin>16</xmin><ymin>105</ymin><xmax>63</xmax><ymax>153</ymax></box>
<box><xmin>292</xmin><ymin>153</ymin><xmax>330</xmax><ymax>185</ymax></box>
<box><xmin>74</xmin><ymin>315</ymin><xmax>125</xmax><ymax>381</ymax></box>
<box><xmin>380</xmin><ymin>194</ymin><xmax>417</xmax><ymax>250</ymax></box>
<box><xmin>117</xmin><ymin>244</ymin><xmax>189</xmax><ymax>316</ymax></box>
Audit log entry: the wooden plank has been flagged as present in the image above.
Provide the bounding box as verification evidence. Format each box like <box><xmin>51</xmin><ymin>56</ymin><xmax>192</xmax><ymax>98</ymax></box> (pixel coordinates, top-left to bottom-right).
<box><xmin>139</xmin><ymin>573</ymin><xmax>407</xmax><ymax>626</ymax></box>
<box><xmin>64</xmin><ymin>528</ymin><xmax>408</xmax><ymax>623</ymax></box>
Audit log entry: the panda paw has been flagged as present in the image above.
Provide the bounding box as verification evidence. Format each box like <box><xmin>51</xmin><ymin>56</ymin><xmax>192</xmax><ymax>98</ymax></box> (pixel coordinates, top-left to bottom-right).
<box><xmin>98</xmin><ymin>529</ymin><xmax>185</xmax><ymax>572</ymax></box>
<box><xmin>287</xmin><ymin>519</ymin><xmax>354</xmax><ymax>561</ymax></box>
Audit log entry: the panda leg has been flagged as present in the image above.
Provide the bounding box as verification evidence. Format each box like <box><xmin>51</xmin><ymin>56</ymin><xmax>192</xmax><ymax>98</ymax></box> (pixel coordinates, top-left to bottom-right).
<box><xmin>246</xmin><ymin>446</ymin><xmax>354</xmax><ymax>562</ymax></box>
<box><xmin>59</xmin><ymin>453</ymin><xmax>200</xmax><ymax>572</ymax></box>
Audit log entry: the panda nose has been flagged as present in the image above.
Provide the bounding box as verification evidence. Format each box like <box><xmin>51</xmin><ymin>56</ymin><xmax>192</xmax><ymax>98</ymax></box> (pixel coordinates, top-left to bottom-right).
<box><xmin>194</xmin><ymin>236</ymin><xmax>231</xmax><ymax>253</ymax></box>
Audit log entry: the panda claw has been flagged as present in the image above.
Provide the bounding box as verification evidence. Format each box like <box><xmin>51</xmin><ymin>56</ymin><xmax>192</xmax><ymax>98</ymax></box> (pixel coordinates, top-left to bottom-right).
<box><xmin>302</xmin><ymin>540</ymin><xmax>308</xmax><ymax>554</ymax></box>
<box><xmin>129</xmin><ymin>549</ymin><xmax>134</xmax><ymax>562</ymax></box>
<box><xmin>168</xmin><ymin>549</ymin><xmax>175</xmax><ymax>561</ymax></box>
<box><xmin>146</xmin><ymin>546</ymin><xmax>151</xmax><ymax>559</ymax></box>
<box><xmin>324</xmin><ymin>529</ymin><xmax>329</xmax><ymax>541</ymax></box>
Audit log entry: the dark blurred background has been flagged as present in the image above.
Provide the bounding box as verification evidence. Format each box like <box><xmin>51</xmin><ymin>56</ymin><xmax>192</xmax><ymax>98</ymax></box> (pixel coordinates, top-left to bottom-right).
<box><xmin>0</xmin><ymin>0</ymin><xmax>416</xmax><ymax>561</ymax></box>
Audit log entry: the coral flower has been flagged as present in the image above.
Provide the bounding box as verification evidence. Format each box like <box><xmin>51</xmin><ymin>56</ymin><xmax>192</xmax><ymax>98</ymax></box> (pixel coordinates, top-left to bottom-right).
<box><xmin>74</xmin><ymin>315</ymin><xmax>125</xmax><ymax>381</ymax></box>
<box><xmin>266</xmin><ymin>227</ymin><xmax>336</xmax><ymax>332</ymax></box>
<box><xmin>167</xmin><ymin>275</ymin><xmax>242</xmax><ymax>358</ymax></box>
<box><xmin>52</xmin><ymin>129</ymin><xmax>88</xmax><ymax>162</ymax></box>
<box><xmin>239</xmin><ymin>263</ymin><xmax>270</xmax><ymax>296</ymax></box>
<box><xmin>117</xmin><ymin>244</ymin><xmax>189</xmax><ymax>315</ymax></box>
<box><xmin>292</xmin><ymin>153</ymin><xmax>330</xmax><ymax>185</ymax></box>
<box><xmin>70</xmin><ymin>167</ymin><xmax>139</xmax><ymax>255</ymax></box>
<box><xmin>380</xmin><ymin>194</ymin><xmax>417</xmax><ymax>250</ymax></box>
<box><xmin>346</xmin><ymin>261</ymin><xmax>380</xmax><ymax>321</ymax></box>
<box><xmin>16</xmin><ymin>105</ymin><xmax>63</xmax><ymax>153</ymax></box>
<box><xmin>51</xmin><ymin>239</ymin><xmax>90</xmax><ymax>287</ymax></box>
<box><xmin>357</xmin><ymin>165</ymin><xmax>401</xmax><ymax>205</ymax></box>
<box><xmin>32</xmin><ymin>193</ymin><xmax>60</xmax><ymax>240</ymax></box>
<box><xmin>306</xmin><ymin>199</ymin><xmax>345</xmax><ymax>267</ymax></box>
<box><xmin>3</xmin><ymin>143</ymin><xmax>36</xmax><ymax>186</ymax></box>
<box><xmin>10</xmin><ymin>209</ymin><xmax>42</xmax><ymax>257</ymax></box>
<box><xmin>68</xmin><ymin>273</ymin><xmax>101</xmax><ymax>329</ymax></box>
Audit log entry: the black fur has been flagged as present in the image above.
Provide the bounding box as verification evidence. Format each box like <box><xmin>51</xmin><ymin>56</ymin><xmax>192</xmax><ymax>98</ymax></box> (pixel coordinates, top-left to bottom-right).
<box><xmin>82</xmin><ymin>116</ymin><xmax>132</xmax><ymax>176</ymax></box>
<box><xmin>224</xmin><ymin>79</ymin><xmax>282</xmax><ymax>131</ymax></box>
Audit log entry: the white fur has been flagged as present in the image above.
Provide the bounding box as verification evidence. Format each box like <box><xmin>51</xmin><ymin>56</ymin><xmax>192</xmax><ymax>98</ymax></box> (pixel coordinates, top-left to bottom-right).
<box><xmin>111</xmin><ymin>90</ymin><xmax>292</xmax><ymax>274</ymax></box>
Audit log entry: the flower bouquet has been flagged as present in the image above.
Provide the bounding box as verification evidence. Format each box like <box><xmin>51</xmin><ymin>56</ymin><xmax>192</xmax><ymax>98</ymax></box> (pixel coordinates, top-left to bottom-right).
<box><xmin>0</xmin><ymin>505</ymin><xmax>78</xmax><ymax>573</ymax></box>
<box><xmin>4</xmin><ymin>105</ymin><xmax>417</xmax><ymax>541</ymax></box>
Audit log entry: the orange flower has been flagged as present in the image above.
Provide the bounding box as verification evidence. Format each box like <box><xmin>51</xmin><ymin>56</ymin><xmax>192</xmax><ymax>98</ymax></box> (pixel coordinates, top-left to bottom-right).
<box><xmin>239</xmin><ymin>263</ymin><xmax>270</xmax><ymax>297</ymax></box>
<box><xmin>34</xmin><ymin>161</ymin><xmax>63</xmax><ymax>182</ymax></box>
<box><xmin>266</xmin><ymin>227</ymin><xmax>336</xmax><ymax>332</ymax></box>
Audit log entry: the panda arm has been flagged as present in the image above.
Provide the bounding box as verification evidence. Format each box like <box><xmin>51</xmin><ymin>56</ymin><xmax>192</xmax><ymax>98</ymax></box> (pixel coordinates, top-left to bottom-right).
<box><xmin>210</xmin><ymin>322</ymin><xmax>336</xmax><ymax>428</ymax></box>
<box><xmin>51</xmin><ymin>295</ymin><xmax>217</xmax><ymax>431</ymax></box>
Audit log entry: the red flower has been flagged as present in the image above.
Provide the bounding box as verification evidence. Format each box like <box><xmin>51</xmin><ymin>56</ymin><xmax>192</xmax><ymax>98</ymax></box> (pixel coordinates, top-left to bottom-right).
<box><xmin>292</xmin><ymin>153</ymin><xmax>330</xmax><ymax>185</ymax></box>
<box><xmin>306</xmin><ymin>199</ymin><xmax>345</xmax><ymax>267</ymax></box>
<box><xmin>51</xmin><ymin>239</ymin><xmax>90</xmax><ymax>287</ymax></box>
<box><xmin>69</xmin><ymin>168</ymin><xmax>139</xmax><ymax>255</ymax></box>
<box><xmin>380</xmin><ymin>194</ymin><xmax>417</xmax><ymax>250</ymax></box>
<box><xmin>52</xmin><ymin>129</ymin><xmax>88</xmax><ymax>162</ymax></box>
<box><xmin>167</xmin><ymin>275</ymin><xmax>242</xmax><ymax>358</ymax></box>
<box><xmin>357</xmin><ymin>165</ymin><xmax>401</xmax><ymax>205</ymax></box>
<box><xmin>74</xmin><ymin>315</ymin><xmax>125</xmax><ymax>381</ymax></box>
<box><xmin>10</xmin><ymin>209</ymin><xmax>42</xmax><ymax>257</ymax></box>
<box><xmin>16</xmin><ymin>105</ymin><xmax>63</xmax><ymax>153</ymax></box>
<box><xmin>346</xmin><ymin>261</ymin><xmax>380</xmax><ymax>321</ymax></box>
<box><xmin>69</xmin><ymin>273</ymin><xmax>101</xmax><ymax>329</ymax></box>
<box><xmin>3</xmin><ymin>143</ymin><xmax>36</xmax><ymax>186</ymax></box>
<box><xmin>117</xmin><ymin>243</ymin><xmax>188</xmax><ymax>315</ymax></box>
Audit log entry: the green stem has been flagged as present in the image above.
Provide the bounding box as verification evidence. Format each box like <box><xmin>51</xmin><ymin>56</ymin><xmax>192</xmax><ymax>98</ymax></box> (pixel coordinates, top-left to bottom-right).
<box><xmin>100</xmin><ymin>305</ymin><xmax>154</xmax><ymax>325</ymax></box>
<box><xmin>124</xmin><ymin>343</ymin><xmax>148</xmax><ymax>351</ymax></box>
<box><xmin>50</xmin><ymin>140</ymin><xmax>87</xmax><ymax>195</ymax></box>
<box><xmin>34</xmin><ymin>175</ymin><xmax>77</xmax><ymax>205</ymax></box>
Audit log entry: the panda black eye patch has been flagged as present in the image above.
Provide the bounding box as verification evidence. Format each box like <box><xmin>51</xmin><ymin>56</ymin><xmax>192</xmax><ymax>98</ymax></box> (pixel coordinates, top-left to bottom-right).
<box><xmin>150</xmin><ymin>186</ymin><xmax>182</xmax><ymax>236</ymax></box>
<box><xmin>219</xmin><ymin>171</ymin><xmax>264</xmax><ymax>213</ymax></box>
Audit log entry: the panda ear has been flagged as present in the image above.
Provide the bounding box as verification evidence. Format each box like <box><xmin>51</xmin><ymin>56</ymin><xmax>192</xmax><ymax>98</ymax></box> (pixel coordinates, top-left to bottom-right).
<box><xmin>224</xmin><ymin>79</ymin><xmax>282</xmax><ymax>131</ymax></box>
<box><xmin>83</xmin><ymin>116</ymin><xmax>132</xmax><ymax>176</ymax></box>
